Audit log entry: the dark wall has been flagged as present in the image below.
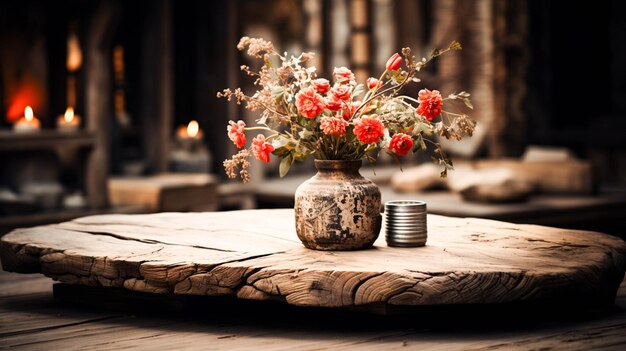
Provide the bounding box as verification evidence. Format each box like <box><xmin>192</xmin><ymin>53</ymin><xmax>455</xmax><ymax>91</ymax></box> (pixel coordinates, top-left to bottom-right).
<box><xmin>526</xmin><ymin>0</ymin><xmax>626</xmax><ymax>184</ymax></box>
<box><xmin>173</xmin><ymin>0</ymin><xmax>236</xmax><ymax>174</ymax></box>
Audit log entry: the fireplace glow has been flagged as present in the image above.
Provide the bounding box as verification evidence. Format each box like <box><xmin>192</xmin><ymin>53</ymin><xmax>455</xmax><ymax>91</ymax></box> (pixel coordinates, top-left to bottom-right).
<box><xmin>5</xmin><ymin>76</ymin><xmax>44</xmax><ymax>123</ymax></box>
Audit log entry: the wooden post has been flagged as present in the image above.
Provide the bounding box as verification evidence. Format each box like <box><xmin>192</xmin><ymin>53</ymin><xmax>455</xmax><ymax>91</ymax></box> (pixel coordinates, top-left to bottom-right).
<box><xmin>141</xmin><ymin>0</ymin><xmax>173</xmax><ymax>174</ymax></box>
<box><xmin>433</xmin><ymin>0</ymin><xmax>496</xmax><ymax>158</ymax></box>
<box><xmin>85</xmin><ymin>0</ymin><xmax>118</xmax><ymax>209</ymax></box>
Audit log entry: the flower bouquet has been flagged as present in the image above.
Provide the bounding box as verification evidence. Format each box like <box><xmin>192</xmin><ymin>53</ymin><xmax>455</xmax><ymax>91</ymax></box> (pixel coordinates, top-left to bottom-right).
<box><xmin>220</xmin><ymin>37</ymin><xmax>476</xmax><ymax>182</ymax></box>
<box><xmin>219</xmin><ymin>37</ymin><xmax>476</xmax><ymax>250</ymax></box>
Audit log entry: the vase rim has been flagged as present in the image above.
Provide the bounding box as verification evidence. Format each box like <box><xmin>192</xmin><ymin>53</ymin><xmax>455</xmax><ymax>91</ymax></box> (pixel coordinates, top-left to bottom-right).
<box><xmin>313</xmin><ymin>159</ymin><xmax>362</xmax><ymax>170</ymax></box>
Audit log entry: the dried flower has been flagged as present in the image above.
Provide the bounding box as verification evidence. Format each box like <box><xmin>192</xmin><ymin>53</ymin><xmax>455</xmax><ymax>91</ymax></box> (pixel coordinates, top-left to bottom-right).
<box><xmin>237</xmin><ymin>36</ymin><xmax>275</xmax><ymax>58</ymax></box>
<box><xmin>224</xmin><ymin>149</ymin><xmax>251</xmax><ymax>183</ymax></box>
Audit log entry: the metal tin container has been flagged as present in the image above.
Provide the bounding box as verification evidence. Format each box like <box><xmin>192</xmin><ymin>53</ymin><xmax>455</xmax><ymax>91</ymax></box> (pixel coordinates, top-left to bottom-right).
<box><xmin>384</xmin><ymin>200</ymin><xmax>427</xmax><ymax>247</ymax></box>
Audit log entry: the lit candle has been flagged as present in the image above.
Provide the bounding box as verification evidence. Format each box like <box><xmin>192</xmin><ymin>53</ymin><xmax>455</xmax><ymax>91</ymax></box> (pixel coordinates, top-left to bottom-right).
<box><xmin>57</xmin><ymin>106</ymin><xmax>81</xmax><ymax>132</ymax></box>
<box><xmin>176</xmin><ymin>120</ymin><xmax>203</xmax><ymax>139</ymax></box>
<box><xmin>13</xmin><ymin>106</ymin><xmax>41</xmax><ymax>133</ymax></box>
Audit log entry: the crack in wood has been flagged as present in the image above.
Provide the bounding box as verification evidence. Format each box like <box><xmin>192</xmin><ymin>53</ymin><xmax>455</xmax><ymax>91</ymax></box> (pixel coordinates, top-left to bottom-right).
<box><xmin>350</xmin><ymin>272</ymin><xmax>385</xmax><ymax>304</ymax></box>
<box><xmin>51</xmin><ymin>227</ymin><xmax>238</xmax><ymax>253</ymax></box>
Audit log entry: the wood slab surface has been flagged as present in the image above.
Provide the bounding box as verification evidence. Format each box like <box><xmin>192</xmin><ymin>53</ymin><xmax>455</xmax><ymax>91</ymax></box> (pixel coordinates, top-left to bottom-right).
<box><xmin>1</xmin><ymin>209</ymin><xmax>625</xmax><ymax>310</ymax></box>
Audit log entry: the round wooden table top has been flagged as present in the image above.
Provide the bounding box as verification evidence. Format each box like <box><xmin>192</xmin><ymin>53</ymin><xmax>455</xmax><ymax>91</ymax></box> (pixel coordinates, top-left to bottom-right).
<box><xmin>2</xmin><ymin>209</ymin><xmax>625</xmax><ymax>310</ymax></box>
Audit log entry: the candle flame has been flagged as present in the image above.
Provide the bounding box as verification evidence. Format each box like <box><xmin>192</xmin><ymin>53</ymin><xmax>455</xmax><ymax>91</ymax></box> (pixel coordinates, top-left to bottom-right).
<box><xmin>64</xmin><ymin>106</ymin><xmax>75</xmax><ymax>123</ymax></box>
<box><xmin>67</xmin><ymin>33</ymin><xmax>83</xmax><ymax>72</ymax></box>
<box><xmin>187</xmin><ymin>120</ymin><xmax>200</xmax><ymax>138</ymax></box>
<box><xmin>25</xmin><ymin>106</ymin><xmax>33</xmax><ymax>121</ymax></box>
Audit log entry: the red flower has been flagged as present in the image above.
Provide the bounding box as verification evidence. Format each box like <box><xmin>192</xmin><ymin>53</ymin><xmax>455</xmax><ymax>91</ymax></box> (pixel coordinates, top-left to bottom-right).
<box><xmin>342</xmin><ymin>101</ymin><xmax>361</xmax><ymax>120</ymax></box>
<box><xmin>366</xmin><ymin>77</ymin><xmax>382</xmax><ymax>90</ymax></box>
<box><xmin>296</xmin><ymin>88</ymin><xmax>325</xmax><ymax>119</ymax></box>
<box><xmin>324</xmin><ymin>97</ymin><xmax>342</xmax><ymax>112</ymax></box>
<box><xmin>312</xmin><ymin>78</ymin><xmax>330</xmax><ymax>95</ymax></box>
<box><xmin>416</xmin><ymin>89</ymin><xmax>443</xmax><ymax>121</ymax></box>
<box><xmin>353</xmin><ymin>114</ymin><xmax>384</xmax><ymax>144</ymax></box>
<box><xmin>389</xmin><ymin>133</ymin><xmax>414</xmax><ymax>156</ymax></box>
<box><xmin>385</xmin><ymin>53</ymin><xmax>402</xmax><ymax>71</ymax></box>
<box><xmin>333</xmin><ymin>66</ymin><xmax>355</xmax><ymax>84</ymax></box>
<box><xmin>252</xmin><ymin>134</ymin><xmax>275</xmax><ymax>163</ymax></box>
<box><xmin>227</xmin><ymin>120</ymin><xmax>246</xmax><ymax>148</ymax></box>
<box><xmin>331</xmin><ymin>84</ymin><xmax>351</xmax><ymax>101</ymax></box>
<box><xmin>320</xmin><ymin>116</ymin><xmax>348</xmax><ymax>136</ymax></box>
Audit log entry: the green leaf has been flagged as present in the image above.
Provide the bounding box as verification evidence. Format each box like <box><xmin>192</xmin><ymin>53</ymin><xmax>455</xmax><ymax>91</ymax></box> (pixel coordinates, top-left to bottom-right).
<box><xmin>449</xmin><ymin>40</ymin><xmax>462</xmax><ymax>50</ymax></box>
<box><xmin>271</xmin><ymin>135</ymin><xmax>298</xmax><ymax>157</ymax></box>
<box><xmin>412</xmin><ymin>135</ymin><xmax>426</xmax><ymax>152</ymax></box>
<box><xmin>298</xmin><ymin>129</ymin><xmax>314</xmax><ymax>140</ymax></box>
<box><xmin>279</xmin><ymin>154</ymin><xmax>294</xmax><ymax>178</ymax></box>
<box><xmin>294</xmin><ymin>141</ymin><xmax>313</xmax><ymax>161</ymax></box>
<box><xmin>462</xmin><ymin>98</ymin><xmax>473</xmax><ymax>110</ymax></box>
<box><xmin>384</xmin><ymin>149</ymin><xmax>403</xmax><ymax>171</ymax></box>
<box><xmin>271</xmin><ymin>135</ymin><xmax>291</xmax><ymax>150</ymax></box>
<box><xmin>271</xmin><ymin>86</ymin><xmax>285</xmax><ymax>104</ymax></box>
<box><xmin>352</xmin><ymin>84</ymin><xmax>366</xmax><ymax>98</ymax></box>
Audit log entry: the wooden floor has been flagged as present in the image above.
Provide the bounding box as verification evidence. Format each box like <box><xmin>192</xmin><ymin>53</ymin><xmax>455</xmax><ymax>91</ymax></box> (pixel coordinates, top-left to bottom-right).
<box><xmin>1</xmin><ymin>270</ymin><xmax>626</xmax><ymax>350</ymax></box>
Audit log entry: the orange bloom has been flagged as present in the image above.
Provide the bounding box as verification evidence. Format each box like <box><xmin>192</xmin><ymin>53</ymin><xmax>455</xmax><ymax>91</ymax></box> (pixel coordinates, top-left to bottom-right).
<box><xmin>331</xmin><ymin>84</ymin><xmax>351</xmax><ymax>101</ymax></box>
<box><xmin>252</xmin><ymin>134</ymin><xmax>275</xmax><ymax>163</ymax></box>
<box><xmin>366</xmin><ymin>77</ymin><xmax>382</xmax><ymax>90</ymax></box>
<box><xmin>416</xmin><ymin>89</ymin><xmax>443</xmax><ymax>121</ymax></box>
<box><xmin>312</xmin><ymin>78</ymin><xmax>331</xmax><ymax>95</ymax></box>
<box><xmin>353</xmin><ymin>114</ymin><xmax>384</xmax><ymax>144</ymax></box>
<box><xmin>332</xmin><ymin>66</ymin><xmax>355</xmax><ymax>84</ymax></box>
<box><xmin>320</xmin><ymin>116</ymin><xmax>348</xmax><ymax>136</ymax></box>
<box><xmin>385</xmin><ymin>53</ymin><xmax>402</xmax><ymax>71</ymax></box>
<box><xmin>324</xmin><ymin>97</ymin><xmax>342</xmax><ymax>112</ymax></box>
<box><xmin>389</xmin><ymin>133</ymin><xmax>414</xmax><ymax>156</ymax></box>
<box><xmin>342</xmin><ymin>101</ymin><xmax>361</xmax><ymax>121</ymax></box>
<box><xmin>227</xmin><ymin>120</ymin><xmax>246</xmax><ymax>148</ymax></box>
<box><xmin>296</xmin><ymin>88</ymin><xmax>325</xmax><ymax>119</ymax></box>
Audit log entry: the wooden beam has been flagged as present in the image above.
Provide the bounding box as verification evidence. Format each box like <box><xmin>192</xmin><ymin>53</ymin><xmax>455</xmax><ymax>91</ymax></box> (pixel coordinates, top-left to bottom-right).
<box><xmin>141</xmin><ymin>0</ymin><xmax>173</xmax><ymax>173</ymax></box>
<box><xmin>85</xmin><ymin>0</ymin><xmax>118</xmax><ymax>209</ymax></box>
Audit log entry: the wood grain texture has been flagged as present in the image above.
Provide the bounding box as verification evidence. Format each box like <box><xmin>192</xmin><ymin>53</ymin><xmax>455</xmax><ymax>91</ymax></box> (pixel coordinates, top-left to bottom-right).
<box><xmin>1</xmin><ymin>209</ymin><xmax>625</xmax><ymax>309</ymax></box>
<box><xmin>1</xmin><ymin>268</ymin><xmax>626</xmax><ymax>350</ymax></box>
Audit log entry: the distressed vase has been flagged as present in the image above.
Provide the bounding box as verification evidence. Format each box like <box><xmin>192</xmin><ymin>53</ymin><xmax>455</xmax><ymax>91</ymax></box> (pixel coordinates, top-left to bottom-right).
<box><xmin>294</xmin><ymin>160</ymin><xmax>382</xmax><ymax>250</ymax></box>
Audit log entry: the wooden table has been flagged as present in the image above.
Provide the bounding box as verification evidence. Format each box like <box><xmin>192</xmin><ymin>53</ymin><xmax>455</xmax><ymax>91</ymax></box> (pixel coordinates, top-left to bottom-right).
<box><xmin>2</xmin><ymin>209</ymin><xmax>625</xmax><ymax>311</ymax></box>
<box><xmin>1</xmin><ymin>269</ymin><xmax>625</xmax><ymax>350</ymax></box>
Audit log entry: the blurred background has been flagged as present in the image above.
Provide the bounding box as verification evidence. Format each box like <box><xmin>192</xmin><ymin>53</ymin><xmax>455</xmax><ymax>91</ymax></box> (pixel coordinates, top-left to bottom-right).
<box><xmin>1</xmin><ymin>0</ymin><xmax>625</xmax><ymax>236</ymax></box>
